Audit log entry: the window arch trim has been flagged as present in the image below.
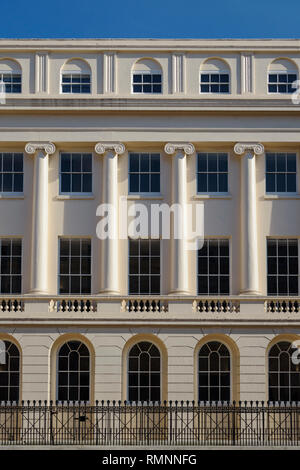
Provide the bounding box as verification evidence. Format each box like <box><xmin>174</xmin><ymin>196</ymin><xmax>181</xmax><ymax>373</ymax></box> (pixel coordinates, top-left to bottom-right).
<box><xmin>50</xmin><ymin>333</ymin><xmax>95</xmax><ymax>403</ymax></box>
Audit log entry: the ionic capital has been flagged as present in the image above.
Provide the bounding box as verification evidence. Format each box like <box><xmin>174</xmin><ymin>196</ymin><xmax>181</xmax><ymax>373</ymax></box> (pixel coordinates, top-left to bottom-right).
<box><xmin>234</xmin><ymin>142</ymin><xmax>264</xmax><ymax>156</ymax></box>
<box><xmin>164</xmin><ymin>142</ymin><xmax>195</xmax><ymax>156</ymax></box>
<box><xmin>25</xmin><ymin>142</ymin><xmax>56</xmax><ymax>155</ymax></box>
<box><xmin>95</xmin><ymin>142</ymin><xmax>125</xmax><ymax>155</ymax></box>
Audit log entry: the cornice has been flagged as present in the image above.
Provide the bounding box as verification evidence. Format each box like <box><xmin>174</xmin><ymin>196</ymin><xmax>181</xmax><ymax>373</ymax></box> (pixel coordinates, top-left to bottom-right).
<box><xmin>1</xmin><ymin>97</ymin><xmax>300</xmax><ymax>111</ymax></box>
<box><xmin>0</xmin><ymin>38</ymin><xmax>300</xmax><ymax>52</ymax></box>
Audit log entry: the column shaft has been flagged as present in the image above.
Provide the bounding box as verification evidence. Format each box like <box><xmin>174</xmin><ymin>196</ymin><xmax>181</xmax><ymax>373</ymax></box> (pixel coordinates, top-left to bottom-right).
<box><xmin>102</xmin><ymin>150</ymin><xmax>119</xmax><ymax>294</ymax></box>
<box><xmin>241</xmin><ymin>152</ymin><xmax>259</xmax><ymax>294</ymax></box>
<box><xmin>95</xmin><ymin>142</ymin><xmax>125</xmax><ymax>295</ymax></box>
<box><xmin>26</xmin><ymin>142</ymin><xmax>55</xmax><ymax>295</ymax></box>
<box><xmin>172</xmin><ymin>150</ymin><xmax>188</xmax><ymax>294</ymax></box>
<box><xmin>165</xmin><ymin>143</ymin><xmax>195</xmax><ymax>295</ymax></box>
<box><xmin>234</xmin><ymin>142</ymin><xmax>264</xmax><ymax>295</ymax></box>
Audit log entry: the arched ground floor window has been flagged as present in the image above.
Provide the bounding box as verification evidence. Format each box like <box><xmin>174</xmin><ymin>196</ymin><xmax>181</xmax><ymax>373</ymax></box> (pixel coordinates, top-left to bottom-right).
<box><xmin>198</xmin><ymin>341</ymin><xmax>231</xmax><ymax>401</ymax></box>
<box><xmin>128</xmin><ymin>341</ymin><xmax>161</xmax><ymax>402</ymax></box>
<box><xmin>269</xmin><ymin>341</ymin><xmax>300</xmax><ymax>402</ymax></box>
<box><xmin>57</xmin><ymin>340</ymin><xmax>90</xmax><ymax>402</ymax></box>
<box><xmin>0</xmin><ymin>340</ymin><xmax>20</xmax><ymax>402</ymax></box>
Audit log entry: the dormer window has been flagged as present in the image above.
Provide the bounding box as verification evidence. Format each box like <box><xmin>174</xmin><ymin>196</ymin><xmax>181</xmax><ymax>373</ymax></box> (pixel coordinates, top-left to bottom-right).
<box><xmin>200</xmin><ymin>59</ymin><xmax>230</xmax><ymax>94</ymax></box>
<box><xmin>268</xmin><ymin>59</ymin><xmax>298</xmax><ymax>94</ymax></box>
<box><xmin>132</xmin><ymin>59</ymin><xmax>162</xmax><ymax>94</ymax></box>
<box><xmin>0</xmin><ymin>59</ymin><xmax>21</xmax><ymax>93</ymax></box>
<box><xmin>61</xmin><ymin>59</ymin><xmax>91</xmax><ymax>94</ymax></box>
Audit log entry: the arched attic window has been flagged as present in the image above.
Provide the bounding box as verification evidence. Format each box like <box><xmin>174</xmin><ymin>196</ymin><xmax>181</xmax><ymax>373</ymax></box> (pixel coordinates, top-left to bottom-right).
<box><xmin>61</xmin><ymin>59</ymin><xmax>91</xmax><ymax>94</ymax></box>
<box><xmin>0</xmin><ymin>59</ymin><xmax>22</xmax><ymax>93</ymax></box>
<box><xmin>132</xmin><ymin>59</ymin><xmax>162</xmax><ymax>94</ymax></box>
<box><xmin>200</xmin><ymin>58</ymin><xmax>230</xmax><ymax>94</ymax></box>
<box><xmin>268</xmin><ymin>59</ymin><xmax>298</xmax><ymax>94</ymax></box>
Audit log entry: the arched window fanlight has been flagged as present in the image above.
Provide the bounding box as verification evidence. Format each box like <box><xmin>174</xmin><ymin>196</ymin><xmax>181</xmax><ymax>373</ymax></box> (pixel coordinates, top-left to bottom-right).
<box><xmin>198</xmin><ymin>341</ymin><xmax>231</xmax><ymax>402</ymax></box>
<box><xmin>57</xmin><ymin>340</ymin><xmax>90</xmax><ymax>402</ymax></box>
<box><xmin>200</xmin><ymin>58</ymin><xmax>230</xmax><ymax>94</ymax></box>
<box><xmin>61</xmin><ymin>59</ymin><xmax>91</xmax><ymax>94</ymax></box>
<box><xmin>128</xmin><ymin>341</ymin><xmax>161</xmax><ymax>402</ymax></box>
<box><xmin>269</xmin><ymin>341</ymin><xmax>300</xmax><ymax>402</ymax></box>
<box><xmin>132</xmin><ymin>59</ymin><xmax>162</xmax><ymax>94</ymax></box>
<box><xmin>268</xmin><ymin>59</ymin><xmax>298</xmax><ymax>94</ymax></box>
<box><xmin>0</xmin><ymin>340</ymin><xmax>20</xmax><ymax>402</ymax></box>
<box><xmin>0</xmin><ymin>59</ymin><xmax>22</xmax><ymax>93</ymax></box>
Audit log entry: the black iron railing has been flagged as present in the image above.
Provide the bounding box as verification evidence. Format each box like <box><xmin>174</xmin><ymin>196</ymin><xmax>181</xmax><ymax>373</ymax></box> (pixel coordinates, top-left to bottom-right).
<box><xmin>0</xmin><ymin>401</ymin><xmax>300</xmax><ymax>446</ymax></box>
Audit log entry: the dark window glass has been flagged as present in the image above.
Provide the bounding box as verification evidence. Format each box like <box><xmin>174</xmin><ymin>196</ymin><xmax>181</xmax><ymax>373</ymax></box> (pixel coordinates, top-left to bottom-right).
<box><xmin>0</xmin><ymin>340</ymin><xmax>20</xmax><ymax>402</ymax></box>
<box><xmin>0</xmin><ymin>73</ymin><xmax>21</xmax><ymax>93</ymax></box>
<box><xmin>132</xmin><ymin>72</ymin><xmax>162</xmax><ymax>93</ymax></box>
<box><xmin>57</xmin><ymin>341</ymin><xmax>90</xmax><ymax>402</ymax></box>
<box><xmin>198</xmin><ymin>239</ymin><xmax>230</xmax><ymax>295</ymax></box>
<box><xmin>129</xmin><ymin>153</ymin><xmax>160</xmax><ymax>193</ymax></box>
<box><xmin>197</xmin><ymin>153</ymin><xmax>228</xmax><ymax>193</ymax></box>
<box><xmin>0</xmin><ymin>153</ymin><xmax>23</xmax><ymax>193</ymax></box>
<box><xmin>61</xmin><ymin>73</ymin><xmax>91</xmax><ymax>93</ymax></box>
<box><xmin>198</xmin><ymin>342</ymin><xmax>231</xmax><ymax>402</ymax></box>
<box><xmin>268</xmin><ymin>72</ymin><xmax>298</xmax><ymax>94</ymax></box>
<box><xmin>59</xmin><ymin>239</ymin><xmax>91</xmax><ymax>294</ymax></box>
<box><xmin>60</xmin><ymin>153</ymin><xmax>92</xmax><ymax>193</ymax></box>
<box><xmin>266</xmin><ymin>153</ymin><xmax>296</xmax><ymax>193</ymax></box>
<box><xmin>200</xmin><ymin>73</ymin><xmax>230</xmax><ymax>93</ymax></box>
<box><xmin>267</xmin><ymin>239</ymin><xmax>298</xmax><ymax>295</ymax></box>
<box><xmin>129</xmin><ymin>239</ymin><xmax>160</xmax><ymax>295</ymax></box>
<box><xmin>268</xmin><ymin>342</ymin><xmax>300</xmax><ymax>402</ymax></box>
<box><xmin>0</xmin><ymin>239</ymin><xmax>22</xmax><ymax>294</ymax></box>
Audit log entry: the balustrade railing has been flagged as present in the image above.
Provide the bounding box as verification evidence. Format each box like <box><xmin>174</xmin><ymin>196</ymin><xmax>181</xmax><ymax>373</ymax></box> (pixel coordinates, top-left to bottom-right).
<box><xmin>0</xmin><ymin>401</ymin><xmax>299</xmax><ymax>446</ymax></box>
<box><xmin>192</xmin><ymin>299</ymin><xmax>240</xmax><ymax>313</ymax></box>
<box><xmin>265</xmin><ymin>299</ymin><xmax>299</xmax><ymax>313</ymax></box>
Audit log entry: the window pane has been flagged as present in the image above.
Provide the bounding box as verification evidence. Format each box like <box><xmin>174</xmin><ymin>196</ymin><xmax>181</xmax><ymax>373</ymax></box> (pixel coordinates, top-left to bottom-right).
<box><xmin>129</xmin><ymin>154</ymin><xmax>139</xmax><ymax>172</ymax></box>
<box><xmin>140</xmin><ymin>174</ymin><xmax>149</xmax><ymax>192</ymax></box>
<box><xmin>61</xmin><ymin>154</ymin><xmax>71</xmax><ymax>172</ymax></box>
<box><xmin>219</xmin><ymin>173</ymin><xmax>228</xmax><ymax>192</ymax></box>
<box><xmin>82</xmin><ymin>154</ymin><xmax>92</xmax><ymax>172</ymax></box>
<box><xmin>208</xmin><ymin>173</ymin><xmax>218</xmax><ymax>192</ymax></box>
<box><xmin>150</xmin><ymin>174</ymin><xmax>160</xmax><ymax>192</ymax></box>
<box><xmin>71</xmin><ymin>154</ymin><xmax>81</xmax><ymax>172</ymax></box>
<box><xmin>197</xmin><ymin>173</ymin><xmax>207</xmax><ymax>192</ymax></box>
<box><xmin>266</xmin><ymin>173</ymin><xmax>275</xmax><ymax>193</ymax></box>
<box><xmin>61</xmin><ymin>174</ymin><xmax>71</xmax><ymax>193</ymax></box>
<box><xmin>287</xmin><ymin>174</ymin><xmax>296</xmax><ymax>192</ymax></box>
<box><xmin>72</xmin><ymin>174</ymin><xmax>81</xmax><ymax>192</ymax></box>
<box><xmin>82</xmin><ymin>174</ymin><xmax>92</xmax><ymax>192</ymax></box>
<box><xmin>130</xmin><ymin>174</ymin><xmax>139</xmax><ymax>193</ymax></box>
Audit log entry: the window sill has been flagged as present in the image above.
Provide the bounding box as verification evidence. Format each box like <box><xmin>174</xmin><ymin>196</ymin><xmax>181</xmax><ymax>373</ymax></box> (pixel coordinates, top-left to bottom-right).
<box><xmin>193</xmin><ymin>194</ymin><xmax>232</xmax><ymax>200</ymax></box>
<box><xmin>127</xmin><ymin>194</ymin><xmax>164</xmax><ymax>200</ymax></box>
<box><xmin>0</xmin><ymin>193</ymin><xmax>24</xmax><ymax>199</ymax></box>
<box><xmin>264</xmin><ymin>194</ymin><xmax>300</xmax><ymax>200</ymax></box>
<box><xmin>56</xmin><ymin>194</ymin><xmax>94</xmax><ymax>200</ymax></box>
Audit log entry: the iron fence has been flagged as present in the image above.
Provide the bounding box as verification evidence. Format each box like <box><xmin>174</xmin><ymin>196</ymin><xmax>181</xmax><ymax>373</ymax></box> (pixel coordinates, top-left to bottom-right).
<box><xmin>0</xmin><ymin>400</ymin><xmax>300</xmax><ymax>446</ymax></box>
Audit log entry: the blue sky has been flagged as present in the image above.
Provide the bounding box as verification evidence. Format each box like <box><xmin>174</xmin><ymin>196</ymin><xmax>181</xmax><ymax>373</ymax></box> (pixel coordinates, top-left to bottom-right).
<box><xmin>1</xmin><ymin>0</ymin><xmax>300</xmax><ymax>38</ymax></box>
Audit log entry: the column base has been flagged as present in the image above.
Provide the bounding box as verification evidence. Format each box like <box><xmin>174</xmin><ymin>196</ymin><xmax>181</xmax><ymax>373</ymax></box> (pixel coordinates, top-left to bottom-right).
<box><xmin>28</xmin><ymin>289</ymin><xmax>49</xmax><ymax>296</ymax></box>
<box><xmin>239</xmin><ymin>289</ymin><xmax>262</xmax><ymax>296</ymax></box>
<box><xmin>98</xmin><ymin>288</ymin><xmax>121</xmax><ymax>296</ymax></box>
<box><xmin>168</xmin><ymin>289</ymin><xmax>191</xmax><ymax>296</ymax></box>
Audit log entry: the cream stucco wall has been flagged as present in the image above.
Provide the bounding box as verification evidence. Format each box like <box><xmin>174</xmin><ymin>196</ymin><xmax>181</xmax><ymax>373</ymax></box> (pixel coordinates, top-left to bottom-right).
<box><xmin>0</xmin><ymin>39</ymin><xmax>299</xmax><ymax>403</ymax></box>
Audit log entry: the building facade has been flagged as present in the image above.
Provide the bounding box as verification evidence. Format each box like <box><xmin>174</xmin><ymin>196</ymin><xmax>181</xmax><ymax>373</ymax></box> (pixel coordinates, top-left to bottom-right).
<box><xmin>0</xmin><ymin>39</ymin><xmax>299</xmax><ymax>405</ymax></box>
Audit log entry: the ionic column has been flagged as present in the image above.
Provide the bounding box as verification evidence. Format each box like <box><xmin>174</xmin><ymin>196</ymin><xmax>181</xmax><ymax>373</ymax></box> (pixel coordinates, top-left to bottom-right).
<box><xmin>164</xmin><ymin>142</ymin><xmax>195</xmax><ymax>294</ymax></box>
<box><xmin>234</xmin><ymin>142</ymin><xmax>264</xmax><ymax>295</ymax></box>
<box><xmin>25</xmin><ymin>142</ymin><xmax>56</xmax><ymax>294</ymax></box>
<box><xmin>95</xmin><ymin>142</ymin><xmax>125</xmax><ymax>294</ymax></box>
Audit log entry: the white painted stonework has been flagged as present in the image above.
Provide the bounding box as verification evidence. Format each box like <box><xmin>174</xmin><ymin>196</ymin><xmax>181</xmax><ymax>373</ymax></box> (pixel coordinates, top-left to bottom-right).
<box><xmin>0</xmin><ymin>39</ymin><xmax>299</xmax><ymax>403</ymax></box>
